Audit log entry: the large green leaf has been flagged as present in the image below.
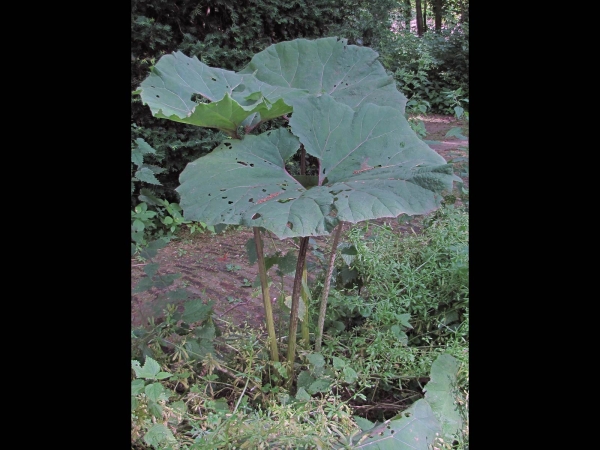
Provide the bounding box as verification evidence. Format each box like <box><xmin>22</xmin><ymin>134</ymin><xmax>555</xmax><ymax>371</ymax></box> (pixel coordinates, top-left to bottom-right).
<box><xmin>177</xmin><ymin>100</ymin><xmax>459</xmax><ymax>239</ymax></box>
<box><xmin>177</xmin><ymin>128</ymin><xmax>338</xmax><ymax>238</ymax></box>
<box><xmin>240</xmin><ymin>37</ymin><xmax>407</xmax><ymax>112</ymax></box>
<box><xmin>347</xmin><ymin>354</ymin><xmax>464</xmax><ymax>449</ymax></box>
<box><xmin>289</xmin><ymin>95</ymin><xmax>448</xmax><ymax>184</ymax></box>
<box><xmin>352</xmin><ymin>400</ymin><xmax>442</xmax><ymax>449</ymax></box>
<box><xmin>145</xmin><ymin>39</ymin><xmax>460</xmax><ymax>239</ymax></box>
<box><xmin>423</xmin><ymin>353</ymin><xmax>463</xmax><ymax>440</ymax></box>
<box><xmin>138</xmin><ymin>37</ymin><xmax>406</xmax><ymax>136</ymax></box>
<box><xmin>138</xmin><ymin>52</ymin><xmax>304</xmax><ymax>136</ymax></box>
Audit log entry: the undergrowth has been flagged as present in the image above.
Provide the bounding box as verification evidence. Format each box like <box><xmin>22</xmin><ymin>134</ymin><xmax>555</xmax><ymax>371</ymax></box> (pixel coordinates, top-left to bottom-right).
<box><xmin>132</xmin><ymin>203</ymin><xmax>469</xmax><ymax>449</ymax></box>
<box><xmin>314</xmin><ymin>204</ymin><xmax>469</xmax><ymax>417</ymax></box>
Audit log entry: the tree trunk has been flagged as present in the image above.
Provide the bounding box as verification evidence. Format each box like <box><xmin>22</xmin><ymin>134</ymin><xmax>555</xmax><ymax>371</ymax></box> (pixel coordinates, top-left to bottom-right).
<box><xmin>415</xmin><ymin>0</ymin><xmax>424</xmax><ymax>36</ymax></box>
<box><xmin>404</xmin><ymin>0</ymin><xmax>411</xmax><ymax>31</ymax></box>
<box><xmin>301</xmin><ymin>266</ymin><xmax>310</xmax><ymax>347</ymax></box>
<box><xmin>434</xmin><ymin>0</ymin><xmax>442</xmax><ymax>31</ymax></box>
<box><xmin>460</xmin><ymin>1</ymin><xmax>468</xmax><ymax>24</ymax></box>
<box><xmin>300</xmin><ymin>144</ymin><xmax>306</xmax><ymax>176</ymax></box>
<box><xmin>423</xmin><ymin>0</ymin><xmax>428</xmax><ymax>32</ymax></box>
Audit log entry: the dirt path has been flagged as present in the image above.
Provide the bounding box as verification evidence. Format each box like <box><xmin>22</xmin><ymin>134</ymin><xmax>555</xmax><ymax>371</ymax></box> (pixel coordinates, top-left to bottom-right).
<box><xmin>131</xmin><ymin>114</ymin><xmax>469</xmax><ymax>330</ymax></box>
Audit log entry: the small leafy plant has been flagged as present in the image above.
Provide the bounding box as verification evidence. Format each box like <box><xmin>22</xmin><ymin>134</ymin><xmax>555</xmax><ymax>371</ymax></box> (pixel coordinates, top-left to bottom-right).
<box><xmin>131</xmin><ymin>356</ymin><xmax>180</xmax><ymax>448</ymax></box>
<box><xmin>225</xmin><ymin>263</ymin><xmax>241</xmax><ymax>272</ymax></box>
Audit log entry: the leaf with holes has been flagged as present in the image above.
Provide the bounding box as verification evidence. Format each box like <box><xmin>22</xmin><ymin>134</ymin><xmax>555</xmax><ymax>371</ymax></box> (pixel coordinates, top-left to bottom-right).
<box><xmin>240</xmin><ymin>36</ymin><xmax>407</xmax><ymax>112</ymax></box>
<box><xmin>352</xmin><ymin>399</ymin><xmax>442</xmax><ymax>449</ymax></box>
<box><xmin>138</xmin><ymin>51</ymin><xmax>305</xmax><ymax>136</ymax></box>
<box><xmin>423</xmin><ymin>353</ymin><xmax>463</xmax><ymax>441</ymax></box>
<box><xmin>177</xmin><ymin>97</ymin><xmax>459</xmax><ymax>238</ymax></box>
<box><xmin>176</xmin><ymin>127</ymin><xmax>338</xmax><ymax>238</ymax></box>
<box><xmin>139</xmin><ymin>37</ymin><xmax>407</xmax><ymax>138</ymax></box>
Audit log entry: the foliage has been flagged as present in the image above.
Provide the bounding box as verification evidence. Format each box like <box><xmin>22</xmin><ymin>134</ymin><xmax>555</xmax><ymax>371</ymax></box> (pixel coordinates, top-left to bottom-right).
<box><xmin>139</xmin><ymin>38</ymin><xmax>457</xmax><ymax>238</ymax></box>
<box><xmin>315</xmin><ymin>1</ymin><xmax>469</xmax><ymax>114</ymax></box>
<box><xmin>132</xmin><ymin>295</ymin><xmax>359</xmax><ymax>448</ymax></box>
<box><xmin>131</xmin><ymin>0</ymin><xmax>348</xmax><ymax>207</ymax></box>
<box><xmin>442</xmin><ymin>87</ymin><xmax>469</xmax><ymax>122</ymax></box>
<box><xmin>131</xmin><ymin>136</ymin><xmax>165</xmax><ymax>196</ymax></box>
<box><xmin>130</xmin><ymin>121</ymin><xmax>226</xmax><ymax>205</ymax></box>
<box><xmin>393</xmin><ymin>24</ymin><xmax>468</xmax><ymax>114</ymax></box>
<box><xmin>304</xmin><ymin>202</ymin><xmax>468</xmax><ymax>416</ymax></box>
<box><xmin>324</xmin><ymin>0</ymin><xmax>399</xmax><ymax>48</ymax></box>
<box><xmin>137</xmin><ymin>37</ymin><xmax>460</xmax><ymax>384</ymax></box>
<box><xmin>340</xmin><ymin>204</ymin><xmax>468</xmax><ymax>328</ymax></box>
<box><xmin>131</xmin><ymin>7</ymin><xmax>470</xmax><ymax>446</ymax></box>
<box><xmin>405</xmin><ymin>98</ymin><xmax>431</xmax><ymax>137</ymax></box>
<box><xmin>131</xmin><ymin>194</ymin><xmax>216</xmax><ymax>256</ymax></box>
<box><xmin>442</xmin><ymin>90</ymin><xmax>469</xmax><ymax>206</ymax></box>
<box><xmin>132</xmin><ymin>203</ymin><xmax>469</xmax><ymax>448</ymax></box>
<box><xmin>130</xmin><ymin>0</ymin><xmax>469</xmax><ymax>248</ymax></box>
<box><xmin>132</xmin><ymin>247</ymin><xmax>221</xmax><ymax>447</ymax></box>
<box><xmin>131</xmin><ymin>135</ymin><xmax>217</xmax><ymax>254</ymax></box>
<box><xmin>362</xmin><ymin>2</ymin><xmax>470</xmax><ymax>116</ymax></box>
<box><xmin>132</xmin><ymin>295</ymin><xmax>468</xmax><ymax>448</ymax></box>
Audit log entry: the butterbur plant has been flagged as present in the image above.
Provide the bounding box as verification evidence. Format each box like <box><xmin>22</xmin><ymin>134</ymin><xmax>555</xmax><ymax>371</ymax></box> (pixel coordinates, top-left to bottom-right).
<box><xmin>137</xmin><ymin>37</ymin><xmax>461</xmax><ymax>379</ymax></box>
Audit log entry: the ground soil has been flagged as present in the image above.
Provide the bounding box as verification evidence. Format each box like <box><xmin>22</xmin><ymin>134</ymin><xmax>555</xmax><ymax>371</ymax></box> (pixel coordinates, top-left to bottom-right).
<box><xmin>131</xmin><ymin>115</ymin><xmax>469</xmax><ymax>331</ymax></box>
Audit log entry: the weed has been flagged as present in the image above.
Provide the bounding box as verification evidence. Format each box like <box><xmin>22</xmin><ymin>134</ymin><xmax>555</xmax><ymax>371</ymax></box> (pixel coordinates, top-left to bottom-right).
<box><xmin>132</xmin><ymin>216</ymin><xmax>469</xmax><ymax>447</ymax></box>
<box><xmin>225</xmin><ymin>263</ymin><xmax>242</xmax><ymax>272</ymax></box>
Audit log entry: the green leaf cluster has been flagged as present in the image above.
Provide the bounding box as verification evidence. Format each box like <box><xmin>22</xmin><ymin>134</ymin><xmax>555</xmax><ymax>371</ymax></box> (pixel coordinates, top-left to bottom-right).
<box><xmin>131</xmin><ymin>0</ymin><xmax>348</xmax><ymax>207</ymax></box>
<box><xmin>138</xmin><ymin>37</ymin><xmax>460</xmax><ymax>240</ymax></box>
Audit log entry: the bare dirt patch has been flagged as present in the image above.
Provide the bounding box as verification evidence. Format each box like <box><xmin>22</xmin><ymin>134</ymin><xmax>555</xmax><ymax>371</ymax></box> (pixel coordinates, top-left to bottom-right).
<box><xmin>131</xmin><ymin>114</ymin><xmax>468</xmax><ymax>330</ymax></box>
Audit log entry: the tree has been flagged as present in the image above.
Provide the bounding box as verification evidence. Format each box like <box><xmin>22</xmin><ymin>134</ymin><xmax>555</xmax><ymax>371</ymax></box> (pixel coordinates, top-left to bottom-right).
<box><xmin>405</xmin><ymin>1</ymin><xmax>469</xmax><ymax>36</ymax></box>
<box><xmin>434</xmin><ymin>0</ymin><xmax>443</xmax><ymax>31</ymax></box>
<box><xmin>403</xmin><ymin>0</ymin><xmax>412</xmax><ymax>30</ymax></box>
<box><xmin>415</xmin><ymin>0</ymin><xmax>424</xmax><ymax>36</ymax></box>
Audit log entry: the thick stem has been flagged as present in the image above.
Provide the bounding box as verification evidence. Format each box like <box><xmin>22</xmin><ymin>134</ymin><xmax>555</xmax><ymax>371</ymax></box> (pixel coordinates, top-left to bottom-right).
<box><xmin>299</xmin><ymin>145</ymin><xmax>309</xmax><ymax>347</ymax></box>
<box><xmin>315</xmin><ymin>222</ymin><xmax>344</xmax><ymax>352</ymax></box>
<box><xmin>300</xmin><ymin>144</ymin><xmax>306</xmax><ymax>175</ymax></box>
<box><xmin>253</xmin><ymin>227</ymin><xmax>279</xmax><ymax>362</ymax></box>
<box><xmin>286</xmin><ymin>236</ymin><xmax>310</xmax><ymax>381</ymax></box>
<box><xmin>301</xmin><ymin>266</ymin><xmax>310</xmax><ymax>347</ymax></box>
